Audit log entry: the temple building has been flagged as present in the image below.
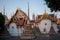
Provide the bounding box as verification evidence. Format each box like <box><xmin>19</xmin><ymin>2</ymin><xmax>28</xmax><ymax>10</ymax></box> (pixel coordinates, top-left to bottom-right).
<box><xmin>35</xmin><ymin>11</ymin><xmax>58</xmax><ymax>34</ymax></box>
<box><xmin>4</xmin><ymin>6</ymin><xmax>60</xmax><ymax>36</ymax></box>
<box><xmin>7</xmin><ymin>8</ymin><xmax>28</xmax><ymax>36</ymax></box>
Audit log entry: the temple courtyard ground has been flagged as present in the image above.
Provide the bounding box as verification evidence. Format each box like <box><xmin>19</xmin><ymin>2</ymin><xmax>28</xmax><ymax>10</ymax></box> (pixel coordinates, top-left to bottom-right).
<box><xmin>0</xmin><ymin>33</ymin><xmax>60</xmax><ymax>40</ymax></box>
<box><xmin>0</xmin><ymin>27</ymin><xmax>60</xmax><ymax>40</ymax></box>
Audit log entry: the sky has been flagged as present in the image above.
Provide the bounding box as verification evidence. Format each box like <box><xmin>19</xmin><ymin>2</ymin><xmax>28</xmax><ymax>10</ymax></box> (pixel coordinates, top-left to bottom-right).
<box><xmin>0</xmin><ymin>0</ymin><xmax>60</xmax><ymax>20</ymax></box>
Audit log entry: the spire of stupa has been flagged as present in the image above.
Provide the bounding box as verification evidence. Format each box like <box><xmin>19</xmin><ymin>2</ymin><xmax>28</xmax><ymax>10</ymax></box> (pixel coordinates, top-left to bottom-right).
<box><xmin>3</xmin><ymin>6</ymin><xmax>5</xmax><ymax>15</ymax></box>
<box><xmin>27</xmin><ymin>2</ymin><xmax>30</xmax><ymax>24</ymax></box>
<box><xmin>28</xmin><ymin>2</ymin><xmax>29</xmax><ymax>19</ymax></box>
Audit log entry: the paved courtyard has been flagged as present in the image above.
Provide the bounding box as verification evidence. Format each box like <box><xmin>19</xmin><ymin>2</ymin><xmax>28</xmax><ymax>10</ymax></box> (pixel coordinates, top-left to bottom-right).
<box><xmin>0</xmin><ymin>33</ymin><xmax>60</xmax><ymax>40</ymax></box>
<box><xmin>0</xmin><ymin>26</ymin><xmax>60</xmax><ymax>40</ymax></box>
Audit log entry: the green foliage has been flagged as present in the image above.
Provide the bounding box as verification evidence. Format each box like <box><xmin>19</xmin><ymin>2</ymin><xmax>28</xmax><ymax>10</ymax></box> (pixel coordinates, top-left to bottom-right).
<box><xmin>0</xmin><ymin>12</ymin><xmax>5</xmax><ymax>32</ymax></box>
<box><xmin>45</xmin><ymin>0</ymin><xmax>60</xmax><ymax>12</ymax></box>
<box><xmin>0</xmin><ymin>13</ymin><xmax>5</xmax><ymax>23</ymax></box>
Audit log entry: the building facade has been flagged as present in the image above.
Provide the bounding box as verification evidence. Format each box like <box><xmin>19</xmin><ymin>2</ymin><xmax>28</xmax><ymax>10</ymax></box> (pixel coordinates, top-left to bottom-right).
<box><xmin>8</xmin><ymin>8</ymin><xmax>28</xmax><ymax>36</ymax></box>
<box><xmin>6</xmin><ymin>9</ymin><xmax>60</xmax><ymax>36</ymax></box>
<box><xmin>35</xmin><ymin>11</ymin><xmax>58</xmax><ymax>34</ymax></box>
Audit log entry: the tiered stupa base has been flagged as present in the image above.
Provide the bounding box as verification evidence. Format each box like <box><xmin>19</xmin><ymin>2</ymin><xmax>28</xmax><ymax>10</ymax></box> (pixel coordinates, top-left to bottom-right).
<box><xmin>20</xmin><ymin>24</ymin><xmax>35</xmax><ymax>39</ymax></box>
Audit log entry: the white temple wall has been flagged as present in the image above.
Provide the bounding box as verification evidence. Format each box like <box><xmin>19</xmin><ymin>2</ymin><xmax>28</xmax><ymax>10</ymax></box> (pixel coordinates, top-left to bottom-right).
<box><xmin>52</xmin><ymin>23</ymin><xmax>58</xmax><ymax>33</ymax></box>
<box><xmin>38</xmin><ymin>20</ymin><xmax>51</xmax><ymax>34</ymax></box>
<box><xmin>8</xmin><ymin>23</ymin><xmax>24</xmax><ymax>36</ymax></box>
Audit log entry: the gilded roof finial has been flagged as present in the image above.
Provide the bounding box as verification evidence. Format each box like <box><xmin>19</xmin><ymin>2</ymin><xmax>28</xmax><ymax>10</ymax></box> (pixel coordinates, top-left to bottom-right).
<box><xmin>44</xmin><ymin>10</ymin><xmax>46</xmax><ymax>14</ymax></box>
<box><xmin>17</xmin><ymin>8</ymin><xmax>21</xmax><ymax>10</ymax></box>
<box><xmin>43</xmin><ymin>10</ymin><xmax>47</xmax><ymax>16</ymax></box>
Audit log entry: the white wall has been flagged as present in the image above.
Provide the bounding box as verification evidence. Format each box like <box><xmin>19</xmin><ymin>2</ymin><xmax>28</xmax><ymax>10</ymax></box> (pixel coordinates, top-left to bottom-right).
<box><xmin>8</xmin><ymin>23</ymin><xmax>24</xmax><ymax>36</ymax></box>
<box><xmin>52</xmin><ymin>23</ymin><xmax>58</xmax><ymax>33</ymax></box>
<box><xmin>38</xmin><ymin>20</ymin><xmax>51</xmax><ymax>34</ymax></box>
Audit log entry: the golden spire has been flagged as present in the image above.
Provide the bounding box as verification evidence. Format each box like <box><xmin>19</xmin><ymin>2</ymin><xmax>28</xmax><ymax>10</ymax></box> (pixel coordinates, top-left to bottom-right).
<box><xmin>41</xmin><ymin>10</ymin><xmax>50</xmax><ymax>20</ymax></box>
<box><xmin>44</xmin><ymin>10</ymin><xmax>46</xmax><ymax>14</ymax></box>
<box><xmin>43</xmin><ymin>10</ymin><xmax>47</xmax><ymax>16</ymax></box>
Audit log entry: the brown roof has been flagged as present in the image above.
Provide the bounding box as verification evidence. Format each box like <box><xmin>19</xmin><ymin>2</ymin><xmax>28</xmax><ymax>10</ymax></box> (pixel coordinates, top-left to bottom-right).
<box><xmin>10</xmin><ymin>8</ymin><xmax>27</xmax><ymax>21</ymax></box>
<box><xmin>37</xmin><ymin>15</ymin><xmax>42</xmax><ymax>19</ymax></box>
<box><xmin>8</xmin><ymin>8</ymin><xmax>27</xmax><ymax>26</ymax></box>
<box><xmin>57</xmin><ymin>18</ymin><xmax>60</xmax><ymax>25</ymax></box>
<box><xmin>49</xmin><ymin>14</ymin><xmax>54</xmax><ymax>17</ymax></box>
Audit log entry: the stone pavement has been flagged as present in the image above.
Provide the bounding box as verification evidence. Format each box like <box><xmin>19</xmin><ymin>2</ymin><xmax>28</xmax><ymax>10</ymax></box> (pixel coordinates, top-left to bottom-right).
<box><xmin>0</xmin><ymin>26</ymin><xmax>60</xmax><ymax>40</ymax></box>
<box><xmin>0</xmin><ymin>34</ymin><xmax>60</xmax><ymax>40</ymax></box>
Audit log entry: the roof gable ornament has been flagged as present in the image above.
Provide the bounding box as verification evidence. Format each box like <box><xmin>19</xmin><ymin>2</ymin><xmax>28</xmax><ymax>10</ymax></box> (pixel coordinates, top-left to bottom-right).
<box><xmin>17</xmin><ymin>8</ymin><xmax>21</xmax><ymax>11</ymax></box>
<box><xmin>41</xmin><ymin>10</ymin><xmax>50</xmax><ymax>20</ymax></box>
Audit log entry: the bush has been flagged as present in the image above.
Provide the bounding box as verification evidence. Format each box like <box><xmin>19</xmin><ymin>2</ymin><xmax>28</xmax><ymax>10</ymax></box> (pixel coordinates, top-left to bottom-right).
<box><xmin>0</xmin><ymin>12</ymin><xmax>5</xmax><ymax>32</ymax></box>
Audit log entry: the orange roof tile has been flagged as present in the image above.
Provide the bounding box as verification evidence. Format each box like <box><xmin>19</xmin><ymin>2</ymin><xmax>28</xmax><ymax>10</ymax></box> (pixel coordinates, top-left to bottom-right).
<box><xmin>57</xmin><ymin>18</ymin><xmax>60</xmax><ymax>25</ymax></box>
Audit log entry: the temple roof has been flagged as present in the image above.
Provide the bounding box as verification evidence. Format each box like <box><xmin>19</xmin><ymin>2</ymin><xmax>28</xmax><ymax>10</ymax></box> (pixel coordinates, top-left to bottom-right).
<box><xmin>57</xmin><ymin>18</ymin><xmax>60</xmax><ymax>25</ymax></box>
<box><xmin>8</xmin><ymin>8</ymin><xmax>28</xmax><ymax>26</ymax></box>
<box><xmin>41</xmin><ymin>10</ymin><xmax>50</xmax><ymax>20</ymax></box>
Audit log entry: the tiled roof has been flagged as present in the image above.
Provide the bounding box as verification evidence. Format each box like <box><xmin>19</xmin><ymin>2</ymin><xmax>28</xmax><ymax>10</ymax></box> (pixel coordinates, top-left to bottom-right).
<box><xmin>8</xmin><ymin>8</ymin><xmax>28</xmax><ymax>26</ymax></box>
<box><xmin>57</xmin><ymin>18</ymin><xmax>60</xmax><ymax>25</ymax></box>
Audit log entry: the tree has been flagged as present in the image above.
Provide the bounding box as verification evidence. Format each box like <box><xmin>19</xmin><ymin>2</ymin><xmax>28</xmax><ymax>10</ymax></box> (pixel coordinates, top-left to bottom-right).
<box><xmin>0</xmin><ymin>12</ymin><xmax>5</xmax><ymax>32</ymax></box>
<box><xmin>45</xmin><ymin>0</ymin><xmax>60</xmax><ymax>12</ymax></box>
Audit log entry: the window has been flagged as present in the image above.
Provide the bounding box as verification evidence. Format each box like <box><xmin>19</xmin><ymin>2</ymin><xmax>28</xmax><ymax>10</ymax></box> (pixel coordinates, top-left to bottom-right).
<box><xmin>19</xmin><ymin>18</ymin><xmax>23</xmax><ymax>20</ymax></box>
<box><xmin>16</xmin><ymin>18</ymin><xmax>23</xmax><ymax>21</ymax></box>
<box><xmin>45</xmin><ymin>23</ymin><xmax>47</xmax><ymax>25</ymax></box>
<box><xmin>12</xmin><ymin>26</ymin><xmax>14</xmax><ymax>29</ymax></box>
<box><xmin>44</xmin><ymin>28</ymin><xmax>46</xmax><ymax>32</ymax></box>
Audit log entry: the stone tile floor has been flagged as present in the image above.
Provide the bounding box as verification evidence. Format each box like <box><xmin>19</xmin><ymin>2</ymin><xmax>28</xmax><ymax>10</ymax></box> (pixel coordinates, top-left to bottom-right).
<box><xmin>0</xmin><ymin>34</ymin><xmax>60</xmax><ymax>40</ymax></box>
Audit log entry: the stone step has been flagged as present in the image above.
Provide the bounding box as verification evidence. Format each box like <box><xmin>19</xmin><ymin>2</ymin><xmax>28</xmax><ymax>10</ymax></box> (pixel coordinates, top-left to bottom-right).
<box><xmin>0</xmin><ymin>36</ymin><xmax>10</xmax><ymax>38</ymax></box>
<box><xmin>33</xmin><ymin>27</ymin><xmax>41</xmax><ymax>33</ymax></box>
<box><xmin>23</xmin><ymin>30</ymin><xmax>32</xmax><ymax>33</ymax></box>
<box><xmin>23</xmin><ymin>32</ymin><xmax>33</xmax><ymax>34</ymax></box>
<box><xmin>24</xmin><ymin>27</ymin><xmax>32</xmax><ymax>30</ymax></box>
<box><xmin>0</xmin><ymin>34</ymin><xmax>9</xmax><ymax>36</ymax></box>
<box><xmin>25</xmin><ymin>29</ymin><xmax>32</xmax><ymax>31</ymax></box>
<box><xmin>24</xmin><ymin>25</ymin><xmax>32</xmax><ymax>30</ymax></box>
<box><xmin>20</xmin><ymin>36</ymin><xmax>35</xmax><ymax>39</ymax></box>
<box><xmin>21</xmin><ymin>33</ymin><xmax>34</xmax><ymax>36</ymax></box>
<box><xmin>21</xmin><ymin>24</ymin><xmax>35</xmax><ymax>39</ymax></box>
